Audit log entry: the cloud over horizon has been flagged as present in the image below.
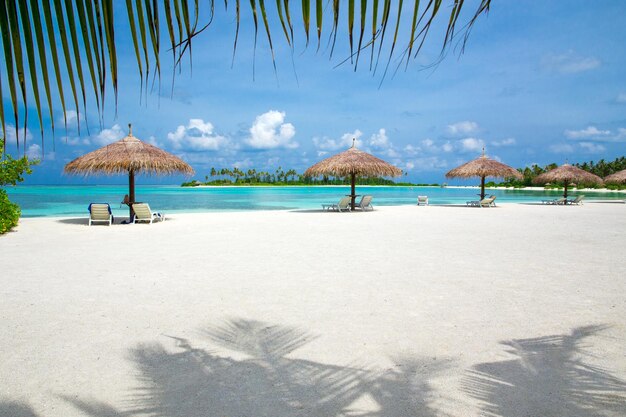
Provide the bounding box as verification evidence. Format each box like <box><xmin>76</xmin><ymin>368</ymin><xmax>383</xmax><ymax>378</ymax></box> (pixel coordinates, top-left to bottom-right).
<box><xmin>167</xmin><ymin>119</ymin><xmax>231</xmax><ymax>152</ymax></box>
<box><xmin>542</xmin><ymin>50</ymin><xmax>601</xmax><ymax>74</ymax></box>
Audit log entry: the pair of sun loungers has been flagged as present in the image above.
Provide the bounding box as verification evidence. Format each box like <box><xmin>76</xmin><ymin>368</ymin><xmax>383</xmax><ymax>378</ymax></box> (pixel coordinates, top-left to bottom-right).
<box><xmin>322</xmin><ymin>195</ymin><xmax>374</xmax><ymax>212</ymax></box>
<box><xmin>541</xmin><ymin>195</ymin><xmax>584</xmax><ymax>205</ymax></box>
<box><xmin>466</xmin><ymin>195</ymin><xmax>497</xmax><ymax>208</ymax></box>
<box><xmin>88</xmin><ymin>202</ymin><xmax>164</xmax><ymax>225</ymax></box>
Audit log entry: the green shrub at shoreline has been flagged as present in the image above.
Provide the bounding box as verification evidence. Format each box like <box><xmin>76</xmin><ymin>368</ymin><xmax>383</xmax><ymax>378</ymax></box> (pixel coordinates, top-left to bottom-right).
<box><xmin>1</xmin><ymin>143</ymin><xmax>37</xmax><ymax>234</ymax></box>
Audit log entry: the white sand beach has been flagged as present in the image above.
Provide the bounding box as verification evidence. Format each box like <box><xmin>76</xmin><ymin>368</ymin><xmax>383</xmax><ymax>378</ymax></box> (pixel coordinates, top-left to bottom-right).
<box><xmin>1</xmin><ymin>203</ymin><xmax>625</xmax><ymax>416</ymax></box>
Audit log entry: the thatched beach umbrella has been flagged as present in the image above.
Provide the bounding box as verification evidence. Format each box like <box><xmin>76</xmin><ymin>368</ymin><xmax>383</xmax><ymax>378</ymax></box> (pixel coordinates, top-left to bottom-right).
<box><xmin>304</xmin><ymin>139</ymin><xmax>402</xmax><ymax>209</ymax></box>
<box><xmin>604</xmin><ymin>169</ymin><xmax>626</xmax><ymax>185</ymax></box>
<box><xmin>533</xmin><ymin>164</ymin><xmax>603</xmax><ymax>198</ymax></box>
<box><xmin>64</xmin><ymin>124</ymin><xmax>194</xmax><ymax>219</ymax></box>
<box><xmin>445</xmin><ymin>151</ymin><xmax>522</xmax><ymax>200</ymax></box>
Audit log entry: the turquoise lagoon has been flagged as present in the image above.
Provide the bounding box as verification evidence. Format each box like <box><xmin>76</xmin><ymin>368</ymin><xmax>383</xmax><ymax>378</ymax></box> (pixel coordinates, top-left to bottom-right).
<box><xmin>6</xmin><ymin>185</ymin><xmax>624</xmax><ymax>217</ymax></box>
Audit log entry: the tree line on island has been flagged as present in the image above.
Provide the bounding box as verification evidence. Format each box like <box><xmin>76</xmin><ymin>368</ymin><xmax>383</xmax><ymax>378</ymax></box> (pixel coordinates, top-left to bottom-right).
<box><xmin>182</xmin><ymin>157</ymin><xmax>626</xmax><ymax>189</ymax></box>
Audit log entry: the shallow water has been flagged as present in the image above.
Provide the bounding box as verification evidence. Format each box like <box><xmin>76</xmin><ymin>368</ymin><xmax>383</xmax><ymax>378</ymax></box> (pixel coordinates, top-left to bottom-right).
<box><xmin>6</xmin><ymin>184</ymin><xmax>624</xmax><ymax>217</ymax></box>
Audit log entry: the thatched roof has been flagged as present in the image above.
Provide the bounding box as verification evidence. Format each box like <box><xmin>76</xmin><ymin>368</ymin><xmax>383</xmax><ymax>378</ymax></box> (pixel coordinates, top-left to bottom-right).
<box><xmin>533</xmin><ymin>164</ymin><xmax>603</xmax><ymax>185</ymax></box>
<box><xmin>64</xmin><ymin>125</ymin><xmax>194</xmax><ymax>176</ymax></box>
<box><xmin>604</xmin><ymin>169</ymin><xmax>626</xmax><ymax>184</ymax></box>
<box><xmin>304</xmin><ymin>144</ymin><xmax>402</xmax><ymax>178</ymax></box>
<box><xmin>445</xmin><ymin>155</ymin><xmax>522</xmax><ymax>180</ymax></box>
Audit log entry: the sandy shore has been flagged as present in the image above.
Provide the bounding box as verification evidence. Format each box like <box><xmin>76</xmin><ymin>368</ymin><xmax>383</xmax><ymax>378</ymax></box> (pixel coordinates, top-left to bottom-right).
<box><xmin>1</xmin><ymin>203</ymin><xmax>625</xmax><ymax>416</ymax></box>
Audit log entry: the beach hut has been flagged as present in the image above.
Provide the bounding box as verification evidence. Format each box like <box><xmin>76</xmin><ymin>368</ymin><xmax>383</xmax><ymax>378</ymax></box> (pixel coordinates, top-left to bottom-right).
<box><xmin>64</xmin><ymin>124</ymin><xmax>194</xmax><ymax>219</ymax></box>
<box><xmin>445</xmin><ymin>150</ymin><xmax>522</xmax><ymax>200</ymax></box>
<box><xmin>533</xmin><ymin>164</ymin><xmax>603</xmax><ymax>198</ymax></box>
<box><xmin>304</xmin><ymin>139</ymin><xmax>402</xmax><ymax>210</ymax></box>
<box><xmin>604</xmin><ymin>169</ymin><xmax>626</xmax><ymax>185</ymax></box>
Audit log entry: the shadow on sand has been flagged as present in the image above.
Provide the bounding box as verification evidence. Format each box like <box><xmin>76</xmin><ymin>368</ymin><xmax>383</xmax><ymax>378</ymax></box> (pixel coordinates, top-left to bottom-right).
<box><xmin>0</xmin><ymin>401</ymin><xmax>39</xmax><ymax>417</ymax></box>
<box><xmin>462</xmin><ymin>325</ymin><xmax>626</xmax><ymax>417</ymax></box>
<box><xmin>61</xmin><ymin>318</ymin><xmax>450</xmax><ymax>417</ymax></box>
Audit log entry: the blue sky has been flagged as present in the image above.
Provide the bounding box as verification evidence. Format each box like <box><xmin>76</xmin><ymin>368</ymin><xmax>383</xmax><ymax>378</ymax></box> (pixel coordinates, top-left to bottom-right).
<box><xmin>5</xmin><ymin>1</ymin><xmax>626</xmax><ymax>184</ymax></box>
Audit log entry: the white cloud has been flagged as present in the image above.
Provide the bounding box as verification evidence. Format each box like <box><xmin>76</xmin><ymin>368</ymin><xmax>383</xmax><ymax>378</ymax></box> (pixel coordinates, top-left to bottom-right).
<box><xmin>617</xmin><ymin>128</ymin><xmax>626</xmax><ymax>139</ymax></box>
<box><xmin>5</xmin><ymin>125</ymin><xmax>33</xmax><ymax>144</ymax></box>
<box><xmin>266</xmin><ymin>157</ymin><xmax>280</xmax><ymax>166</ymax></box>
<box><xmin>58</xmin><ymin>110</ymin><xmax>84</xmax><ymax>126</ymax></box>
<box><xmin>233</xmin><ymin>158</ymin><xmax>254</xmax><ymax>169</ymax></box>
<box><xmin>246</xmin><ymin>110</ymin><xmax>297</xmax><ymax>149</ymax></box>
<box><xmin>406</xmin><ymin>157</ymin><xmax>448</xmax><ymax>172</ymax></box>
<box><xmin>382</xmin><ymin>148</ymin><xmax>401</xmax><ymax>158</ymax></box>
<box><xmin>549</xmin><ymin>143</ymin><xmax>575</xmax><ymax>153</ymax></box>
<box><xmin>403</xmin><ymin>144</ymin><xmax>421</xmax><ymax>156</ymax></box>
<box><xmin>313</xmin><ymin>129</ymin><xmax>362</xmax><ymax>150</ymax></box>
<box><xmin>542</xmin><ymin>51</ymin><xmax>600</xmax><ymax>74</ymax></box>
<box><xmin>167</xmin><ymin>119</ymin><xmax>231</xmax><ymax>151</ymax></box>
<box><xmin>564</xmin><ymin>126</ymin><xmax>611</xmax><ymax>140</ymax></box>
<box><xmin>146</xmin><ymin>135</ymin><xmax>160</xmax><ymax>147</ymax></box>
<box><xmin>64</xmin><ymin>135</ymin><xmax>90</xmax><ymax>146</ymax></box>
<box><xmin>25</xmin><ymin>144</ymin><xmax>42</xmax><ymax>159</ymax></box>
<box><xmin>442</xmin><ymin>142</ymin><xmax>454</xmax><ymax>152</ymax></box>
<box><xmin>447</xmin><ymin>121</ymin><xmax>479</xmax><ymax>136</ymax></box>
<box><xmin>25</xmin><ymin>144</ymin><xmax>55</xmax><ymax>161</ymax></box>
<box><xmin>491</xmin><ymin>137</ymin><xmax>516</xmax><ymax>147</ymax></box>
<box><xmin>616</xmin><ymin>93</ymin><xmax>626</xmax><ymax>104</ymax></box>
<box><xmin>579</xmin><ymin>142</ymin><xmax>606</xmax><ymax>153</ymax></box>
<box><xmin>421</xmin><ymin>138</ymin><xmax>435</xmax><ymax>148</ymax></box>
<box><xmin>369</xmin><ymin>128</ymin><xmax>390</xmax><ymax>149</ymax></box>
<box><xmin>92</xmin><ymin>124</ymin><xmax>125</xmax><ymax>146</ymax></box>
<box><xmin>458</xmin><ymin>137</ymin><xmax>485</xmax><ymax>153</ymax></box>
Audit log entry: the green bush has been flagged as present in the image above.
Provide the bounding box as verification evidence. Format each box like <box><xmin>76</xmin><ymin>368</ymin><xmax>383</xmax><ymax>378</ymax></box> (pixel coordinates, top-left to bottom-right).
<box><xmin>0</xmin><ymin>190</ymin><xmax>20</xmax><ymax>234</ymax></box>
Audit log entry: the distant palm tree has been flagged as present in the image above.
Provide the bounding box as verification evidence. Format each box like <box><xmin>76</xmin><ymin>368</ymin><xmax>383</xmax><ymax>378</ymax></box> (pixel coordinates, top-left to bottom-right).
<box><xmin>0</xmin><ymin>1</ymin><xmax>492</xmax><ymax>149</ymax></box>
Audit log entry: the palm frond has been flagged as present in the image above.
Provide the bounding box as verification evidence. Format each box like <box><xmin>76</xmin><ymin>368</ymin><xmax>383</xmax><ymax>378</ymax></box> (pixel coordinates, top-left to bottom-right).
<box><xmin>0</xmin><ymin>0</ymin><xmax>493</xmax><ymax>151</ymax></box>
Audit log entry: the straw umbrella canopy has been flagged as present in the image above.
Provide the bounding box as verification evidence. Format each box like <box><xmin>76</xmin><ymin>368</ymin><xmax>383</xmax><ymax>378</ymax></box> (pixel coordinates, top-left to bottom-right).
<box><xmin>304</xmin><ymin>139</ymin><xmax>402</xmax><ymax>209</ymax></box>
<box><xmin>533</xmin><ymin>164</ymin><xmax>603</xmax><ymax>198</ymax></box>
<box><xmin>64</xmin><ymin>124</ymin><xmax>194</xmax><ymax>218</ymax></box>
<box><xmin>604</xmin><ymin>169</ymin><xmax>626</xmax><ymax>185</ymax></box>
<box><xmin>445</xmin><ymin>151</ymin><xmax>523</xmax><ymax>200</ymax></box>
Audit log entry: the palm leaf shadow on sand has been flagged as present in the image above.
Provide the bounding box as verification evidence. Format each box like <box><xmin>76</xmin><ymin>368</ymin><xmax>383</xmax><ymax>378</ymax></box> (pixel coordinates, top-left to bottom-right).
<box><xmin>0</xmin><ymin>401</ymin><xmax>39</xmax><ymax>417</ymax></box>
<box><xmin>462</xmin><ymin>325</ymin><xmax>626</xmax><ymax>417</ymax></box>
<box><xmin>62</xmin><ymin>318</ymin><xmax>451</xmax><ymax>417</ymax></box>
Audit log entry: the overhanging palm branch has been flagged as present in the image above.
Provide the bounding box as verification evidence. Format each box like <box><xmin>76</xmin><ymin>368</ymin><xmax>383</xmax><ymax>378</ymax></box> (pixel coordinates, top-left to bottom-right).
<box><xmin>0</xmin><ymin>0</ymin><xmax>491</xmax><ymax>152</ymax></box>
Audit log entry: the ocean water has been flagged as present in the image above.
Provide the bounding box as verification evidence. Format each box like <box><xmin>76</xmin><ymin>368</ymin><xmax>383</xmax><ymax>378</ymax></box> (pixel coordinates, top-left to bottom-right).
<box><xmin>5</xmin><ymin>185</ymin><xmax>625</xmax><ymax>217</ymax></box>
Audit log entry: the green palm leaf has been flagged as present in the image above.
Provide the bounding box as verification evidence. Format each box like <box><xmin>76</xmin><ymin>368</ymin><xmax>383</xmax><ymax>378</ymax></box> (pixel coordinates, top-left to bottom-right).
<box><xmin>6</xmin><ymin>1</ymin><xmax>28</xmax><ymax>147</ymax></box>
<box><xmin>30</xmin><ymin>0</ymin><xmax>56</xmax><ymax>135</ymax></box>
<box><xmin>17</xmin><ymin>0</ymin><xmax>44</xmax><ymax>142</ymax></box>
<box><xmin>52</xmin><ymin>0</ymin><xmax>82</xmax><ymax>132</ymax></box>
<box><xmin>0</xmin><ymin>0</ymin><xmax>494</xmax><ymax>149</ymax></box>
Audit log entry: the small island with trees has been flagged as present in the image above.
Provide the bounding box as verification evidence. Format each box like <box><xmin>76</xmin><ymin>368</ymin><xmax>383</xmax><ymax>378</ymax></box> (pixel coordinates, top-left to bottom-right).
<box><xmin>182</xmin><ymin>157</ymin><xmax>626</xmax><ymax>190</ymax></box>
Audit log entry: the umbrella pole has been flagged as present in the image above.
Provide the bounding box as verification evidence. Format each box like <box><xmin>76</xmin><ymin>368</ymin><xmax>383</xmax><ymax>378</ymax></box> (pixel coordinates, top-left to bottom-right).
<box><xmin>563</xmin><ymin>183</ymin><xmax>568</xmax><ymax>199</ymax></box>
<box><xmin>480</xmin><ymin>176</ymin><xmax>486</xmax><ymax>200</ymax></box>
<box><xmin>351</xmin><ymin>173</ymin><xmax>356</xmax><ymax>210</ymax></box>
<box><xmin>129</xmin><ymin>169</ymin><xmax>135</xmax><ymax>220</ymax></box>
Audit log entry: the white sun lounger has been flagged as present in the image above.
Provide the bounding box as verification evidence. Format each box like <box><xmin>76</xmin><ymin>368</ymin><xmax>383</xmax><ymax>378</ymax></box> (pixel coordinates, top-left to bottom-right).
<box><xmin>354</xmin><ymin>195</ymin><xmax>374</xmax><ymax>211</ymax></box>
<box><xmin>467</xmin><ymin>195</ymin><xmax>496</xmax><ymax>207</ymax></box>
<box><xmin>132</xmin><ymin>203</ymin><xmax>165</xmax><ymax>224</ymax></box>
<box><xmin>322</xmin><ymin>196</ymin><xmax>351</xmax><ymax>212</ymax></box>
<box><xmin>417</xmin><ymin>195</ymin><xmax>429</xmax><ymax>206</ymax></box>
<box><xmin>566</xmin><ymin>195</ymin><xmax>584</xmax><ymax>205</ymax></box>
<box><xmin>88</xmin><ymin>203</ymin><xmax>113</xmax><ymax>226</ymax></box>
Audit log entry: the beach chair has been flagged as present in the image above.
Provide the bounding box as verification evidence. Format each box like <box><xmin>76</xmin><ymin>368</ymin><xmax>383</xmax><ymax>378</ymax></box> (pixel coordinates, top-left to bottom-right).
<box><xmin>417</xmin><ymin>195</ymin><xmax>429</xmax><ymax>206</ymax></box>
<box><xmin>566</xmin><ymin>195</ymin><xmax>584</xmax><ymax>205</ymax></box>
<box><xmin>354</xmin><ymin>195</ymin><xmax>374</xmax><ymax>211</ymax></box>
<box><xmin>322</xmin><ymin>196</ymin><xmax>351</xmax><ymax>212</ymax></box>
<box><xmin>542</xmin><ymin>197</ymin><xmax>567</xmax><ymax>205</ymax></box>
<box><xmin>132</xmin><ymin>203</ymin><xmax>165</xmax><ymax>224</ymax></box>
<box><xmin>88</xmin><ymin>203</ymin><xmax>114</xmax><ymax>226</ymax></box>
<box><xmin>467</xmin><ymin>195</ymin><xmax>496</xmax><ymax>208</ymax></box>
